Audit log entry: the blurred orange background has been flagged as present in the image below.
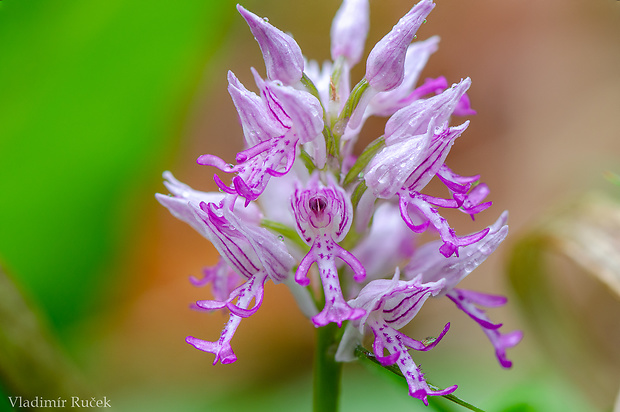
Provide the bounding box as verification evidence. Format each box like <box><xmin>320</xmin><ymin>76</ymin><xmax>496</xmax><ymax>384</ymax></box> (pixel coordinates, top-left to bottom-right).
<box><xmin>1</xmin><ymin>0</ymin><xmax>619</xmax><ymax>410</ymax></box>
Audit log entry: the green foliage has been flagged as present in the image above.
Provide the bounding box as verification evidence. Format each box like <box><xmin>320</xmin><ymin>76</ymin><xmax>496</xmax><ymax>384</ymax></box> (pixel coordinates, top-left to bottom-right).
<box><xmin>0</xmin><ymin>0</ymin><xmax>236</xmax><ymax>331</ymax></box>
<box><xmin>343</xmin><ymin>135</ymin><xmax>385</xmax><ymax>187</ymax></box>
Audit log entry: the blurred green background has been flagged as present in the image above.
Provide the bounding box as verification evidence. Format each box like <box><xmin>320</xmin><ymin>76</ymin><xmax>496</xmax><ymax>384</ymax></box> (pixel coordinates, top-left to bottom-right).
<box><xmin>1</xmin><ymin>0</ymin><xmax>619</xmax><ymax>411</ymax></box>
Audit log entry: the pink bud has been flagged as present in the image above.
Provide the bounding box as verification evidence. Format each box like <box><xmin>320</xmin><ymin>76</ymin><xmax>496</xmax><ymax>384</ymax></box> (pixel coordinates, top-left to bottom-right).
<box><xmin>237</xmin><ymin>5</ymin><xmax>304</xmax><ymax>85</ymax></box>
<box><xmin>330</xmin><ymin>0</ymin><xmax>370</xmax><ymax>66</ymax></box>
<box><xmin>365</xmin><ymin>0</ymin><xmax>435</xmax><ymax>91</ymax></box>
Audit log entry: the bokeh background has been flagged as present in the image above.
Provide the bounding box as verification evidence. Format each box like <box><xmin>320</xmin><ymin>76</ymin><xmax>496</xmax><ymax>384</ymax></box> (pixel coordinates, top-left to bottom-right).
<box><xmin>1</xmin><ymin>0</ymin><xmax>619</xmax><ymax>410</ymax></box>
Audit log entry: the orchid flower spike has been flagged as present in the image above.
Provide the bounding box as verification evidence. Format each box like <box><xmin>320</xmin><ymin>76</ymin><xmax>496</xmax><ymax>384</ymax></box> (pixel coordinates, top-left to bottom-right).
<box><xmin>158</xmin><ymin>0</ymin><xmax>519</xmax><ymax>406</ymax></box>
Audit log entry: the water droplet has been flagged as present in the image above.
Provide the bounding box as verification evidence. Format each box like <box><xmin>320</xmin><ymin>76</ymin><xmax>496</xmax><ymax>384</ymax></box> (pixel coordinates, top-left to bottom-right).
<box><xmin>357</xmin><ymin>172</ymin><xmax>364</xmax><ymax>179</ymax></box>
<box><xmin>423</xmin><ymin>19</ymin><xmax>427</xmax><ymax>24</ymax></box>
<box><xmin>278</xmin><ymin>235</ymin><xmax>285</xmax><ymax>241</ymax></box>
<box><xmin>413</xmin><ymin>35</ymin><xmax>417</xmax><ymax>40</ymax></box>
<box><xmin>263</xmin><ymin>17</ymin><xmax>269</xmax><ymax>22</ymax></box>
<box><xmin>227</xmin><ymin>163</ymin><xmax>234</xmax><ymax>169</ymax></box>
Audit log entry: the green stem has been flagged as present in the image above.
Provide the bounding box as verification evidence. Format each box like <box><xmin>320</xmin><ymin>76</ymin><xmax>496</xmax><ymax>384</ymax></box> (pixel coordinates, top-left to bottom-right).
<box><xmin>313</xmin><ymin>323</ymin><xmax>343</xmax><ymax>412</ymax></box>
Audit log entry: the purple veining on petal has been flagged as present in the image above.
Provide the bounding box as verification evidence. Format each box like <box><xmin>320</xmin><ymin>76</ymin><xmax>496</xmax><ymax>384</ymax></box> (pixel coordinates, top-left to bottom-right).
<box><xmin>291</xmin><ymin>174</ymin><xmax>366</xmax><ymax>326</ymax></box>
<box><xmin>368</xmin><ymin>119</ymin><xmax>493</xmax><ymax>257</ymax></box>
<box><xmin>198</xmin><ymin>69</ymin><xmax>323</xmax><ymax>202</ymax></box>
<box><xmin>227</xmin><ymin>71</ymin><xmax>287</xmax><ymax>147</ymax></box>
<box><xmin>365</xmin><ymin>126</ymin><xmax>432</xmax><ymax>199</ymax></box>
<box><xmin>268</xmin><ymin>80</ymin><xmax>324</xmax><ymax>144</ymax></box>
<box><xmin>355</xmin><ymin>273</ymin><xmax>445</xmax><ymax>329</ymax></box>
<box><xmin>365</xmin><ymin>83</ymin><xmax>473</xmax><ymax>198</ymax></box>
<box><xmin>192</xmin><ymin>198</ymin><xmax>294</xmax><ymax>282</ymax></box>
<box><xmin>194</xmin><ymin>201</ymin><xmax>260</xmax><ymax>279</ymax></box>
<box><xmin>156</xmin><ymin>171</ymin><xmax>263</xmax><ymax>237</ymax></box>
<box><xmin>382</xmin><ymin>286</ymin><xmax>432</xmax><ymax>326</ymax></box>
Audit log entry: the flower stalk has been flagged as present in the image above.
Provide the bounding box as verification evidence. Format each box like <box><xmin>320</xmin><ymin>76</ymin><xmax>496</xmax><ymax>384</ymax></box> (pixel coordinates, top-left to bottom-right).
<box><xmin>313</xmin><ymin>323</ymin><xmax>344</xmax><ymax>412</ymax></box>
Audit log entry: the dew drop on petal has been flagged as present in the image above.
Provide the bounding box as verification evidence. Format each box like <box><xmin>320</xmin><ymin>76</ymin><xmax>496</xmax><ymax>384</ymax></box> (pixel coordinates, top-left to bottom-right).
<box><xmin>278</xmin><ymin>235</ymin><xmax>285</xmax><ymax>241</ymax></box>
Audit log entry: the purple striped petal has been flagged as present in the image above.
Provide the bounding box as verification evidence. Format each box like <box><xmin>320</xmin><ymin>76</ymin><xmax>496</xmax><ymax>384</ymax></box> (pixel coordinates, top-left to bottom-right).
<box><xmin>227</xmin><ymin>71</ymin><xmax>288</xmax><ymax>147</ymax></box>
<box><xmin>345</xmin><ymin>271</ymin><xmax>456</xmax><ymax>404</ymax></box>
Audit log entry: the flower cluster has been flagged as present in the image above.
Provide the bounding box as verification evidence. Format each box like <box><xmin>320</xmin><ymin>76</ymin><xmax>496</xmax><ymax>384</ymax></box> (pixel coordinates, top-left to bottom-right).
<box><xmin>157</xmin><ymin>0</ymin><xmax>521</xmax><ymax>405</ymax></box>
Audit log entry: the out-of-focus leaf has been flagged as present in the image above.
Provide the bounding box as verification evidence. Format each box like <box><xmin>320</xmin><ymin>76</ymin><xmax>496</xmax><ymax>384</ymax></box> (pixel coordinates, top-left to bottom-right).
<box><xmin>605</xmin><ymin>171</ymin><xmax>620</xmax><ymax>187</ymax></box>
<box><xmin>483</xmin><ymin>369</ymin><xmax>591</xmax><ymax>412</ymax></box>
<box><xmin>0</xmin><ymin>266</ymin><xmax>88</xmax><ymax>402</ymax></box>
<box><xmin>507</xmin><ymin>192</ymin><xmax>620</xmax><ymax>410</ymax></box>
<box><xmin>0</xmin><ymin>0</ymin><xmax>236</xmax><ymax>330</ymax></box>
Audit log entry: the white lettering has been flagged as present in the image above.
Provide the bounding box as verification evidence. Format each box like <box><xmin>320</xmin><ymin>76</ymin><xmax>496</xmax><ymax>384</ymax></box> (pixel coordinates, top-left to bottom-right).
<box><xmin>8</xmin><ymin>397</ymin><xmax>20</xmax><ymax>407</ymax></box>
<box><xmin>9</xmin><ymin>395</ymin><xmax>110</xmax><ymax>408</ymax></box>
